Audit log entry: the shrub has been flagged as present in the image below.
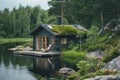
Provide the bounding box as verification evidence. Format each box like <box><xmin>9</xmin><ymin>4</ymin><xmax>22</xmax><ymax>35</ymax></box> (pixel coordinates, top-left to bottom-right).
<box><xmin>87</xmin><ymin>43</ymin><xmax>108</xmax><ymax>51</ymax></box>
<box><xmin>76</xmin><ymin>58</ymin><xmax>104</xmax><ymax>76</ymax></box>
<box><xmin>80</xmin><ymin>69</ymin><xmax>119</xmax><ymax>79</ymax></box>
<box><xmin>102</xmin><ymin>45</ymin><xmax>120</xmax><ymax>62</ymax></box>
<box><xmin>76</xmin><ymin>59</ymin><xmax>96</xmax><ymax>75</ymax></box>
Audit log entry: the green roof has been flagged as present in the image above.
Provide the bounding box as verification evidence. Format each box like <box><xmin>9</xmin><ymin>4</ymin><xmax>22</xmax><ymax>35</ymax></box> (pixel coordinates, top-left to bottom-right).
<box><xmin>51</xmin><ymin>25</ymin><xmax>78</xmax><ymax>35</ymax></box>
<box><xmin>29</xmin><ymin>24</ymin><xmax>88</xmax><ymax>36</ymax></box>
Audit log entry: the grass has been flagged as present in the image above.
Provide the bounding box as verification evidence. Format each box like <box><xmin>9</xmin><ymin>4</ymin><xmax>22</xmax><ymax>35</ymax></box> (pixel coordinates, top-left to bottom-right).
<box><xmin>61</xmin><ymin>50</ymin><xmax>87</xmax><ymax>65</ymax></box>
<box><xmin>80</xmin><ymin>69</ymin><xmax>119</xmax><ymax>80</ymax></box>
<box><xmin>62</xmin><ymin>50</ymin><xmax>86</xmax><ymax>59</ymax></box>
<box><xmin>0</xmin><ymin>38</ymin><xmax>32</xmax><ymax>44</ymax></box>
<box><xmin>62</xmin><ymin>29</ymin><xmax>120</xmax><ymax>79</ymax></box>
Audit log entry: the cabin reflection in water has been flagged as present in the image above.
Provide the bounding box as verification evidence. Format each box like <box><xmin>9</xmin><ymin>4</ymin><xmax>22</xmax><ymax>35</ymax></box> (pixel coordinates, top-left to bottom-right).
<box><xmin>33</xmin><ymin>57</ymin><xmax>61</xmax><ymax>75</ymax></box>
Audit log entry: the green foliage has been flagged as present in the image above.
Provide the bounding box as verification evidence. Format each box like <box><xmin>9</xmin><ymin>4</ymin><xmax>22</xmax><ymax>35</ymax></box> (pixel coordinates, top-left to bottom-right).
<box><xmin>22</xmin><ymin>41</ymin><xmax>33</xmax><ymax>47</ymax></box>
<box><xmin>51</xmin><ymin>25</ymin><xmax>88</xmax><ymax>39</ymax></box>
<box><xmin>95</xmin><ymin>69</ymin><xmax>119</xmax><ymax>75</ymax></box>
<box><xmin>87</xmin><ymin>43</ymin><xmax>109</xmax><ymax>51</ymax></box>
<box><xmin>89</xmin><ymin>25</ymin><xmax>99</xmax><ymax>33</ymax></box>
<box><xmin>102</xmin><ymin>45</ymin><xmax>120</xmax><ymax>63</ymax></box>
<box><xmin>32</xmin><ymin>73</ymin><xmax>46</xmax><ymax>80</ymax></box>
<box><xmin>62</xmin><ymin>50</ymin><xmax>86</xmax><ymax>59</ymax></box>
<box><xmin>51</xmin><ymin>25</ymin><xmax>78</xmax><ymax>35</ymax></box>
<box><xmin>0</xmin><ymin>38</ymin><xmax>32</xmax><ymax>44</ymax></box>
<box><xmin>67</xmin><ymin>72</ymin><xmax>80</xmax><ymax>80</ymax></box>
<box><xmin>77</xmin><ymin>60</ymin><xmax>92</xmax><ymax>75</ymax></box>
<box><xmin>76</xmin><ymin>58</ymin><xmax>103</xmax><ymax>76</ymax></box>
<box><xmin>80</xmin><ymin>69</ymin><xmax>119</xmax><ymax>79</ymax></box>
<box><xmin>62</xmin><ymin>50</ymin><xmax>86</xmax><ymax>64</ymax></box>
<box><xmin>0</xmin><ymin>5</ymin><xmax>49</xmax><ymax>38</ymax></box>
<box><xmin>81</xmin><ymin>33</ymin><xmax>109</xmax><ymax>51</ymax></box>
<box><xmin>48</xmin><ymin>0</ymin><xmax>119</xmax><ymax>28</ymax></box>
<box><xmin>65</xmin><ymin>59</ymin><xmax>104</xmax><ymax>79</ymax></box>
<box><xmin>76</xmin><ymin>30</ymin><xmax>88</xmax><ymax>39</ymax></box>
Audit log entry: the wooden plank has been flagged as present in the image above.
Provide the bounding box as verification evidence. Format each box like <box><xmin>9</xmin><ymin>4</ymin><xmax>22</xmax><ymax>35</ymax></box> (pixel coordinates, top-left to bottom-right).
<box><xmin>14</xmin><ymin>51</ymin><xmax>60</xmax><ymax>57</ymax></box>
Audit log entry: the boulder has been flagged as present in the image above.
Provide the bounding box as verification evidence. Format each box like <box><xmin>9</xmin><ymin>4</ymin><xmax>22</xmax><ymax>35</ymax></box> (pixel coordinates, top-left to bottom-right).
<box><xmin>87</xmin><ymin>50</ymin><xmax>103</xmax><ymax>59</ymax></box>
<box><xmin>59</xmin><ymin>67</ymin><xmax>76</xmax><ymax>75</ymax></box>
<box><xmin>85</xmin><ymin>74</ymin><xmax>120</xmax><ymax>80</ymax></box>
<box><xmin>23</xmin><ymin>46</ymin><xmax>32</xmax><ymax>51</ymax></box>
<box><xmin>103</xmin><ymin>56</ymin><xmax>120</xmax><ymax>71</ymax></box>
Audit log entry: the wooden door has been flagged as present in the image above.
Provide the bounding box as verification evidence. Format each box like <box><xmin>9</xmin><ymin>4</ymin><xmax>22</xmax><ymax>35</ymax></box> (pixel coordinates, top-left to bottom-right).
<box><xmin>37</xmin><ymin>36</ymin><xmax>48</xmax><ymax>50</ymax></box>
<box><xmin>42</xmin><ymin>36</ymin><xmax>47</xmax><ymax>50</ymax></box>
<box><xmin>37</xmin><ymin>36</ymin><xmax>41</xmax><ymax>50</ymax></box>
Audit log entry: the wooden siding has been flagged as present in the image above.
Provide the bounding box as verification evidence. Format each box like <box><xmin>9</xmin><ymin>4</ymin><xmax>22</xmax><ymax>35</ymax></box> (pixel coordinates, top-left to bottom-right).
<box><xmin>32</xmin><ymin>27</ymin><xmax>77</xmax><ymax>51</ymax></box>
<box><xmin>33</xmin><ymin>36</ymin><xmax>36</xmax><ymax>50</ymax></box>
<box><xmin>33</xmin><ymin>27</ymin><xmax>57</xmax><ymax>51</ymax></box>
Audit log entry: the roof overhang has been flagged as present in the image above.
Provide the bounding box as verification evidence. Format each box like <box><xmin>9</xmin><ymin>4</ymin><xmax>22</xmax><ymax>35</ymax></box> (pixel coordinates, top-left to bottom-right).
<box><xmin>28</xmin><ymin>24</ymin><xmax>57</xmax><ymax>36</ymax></box>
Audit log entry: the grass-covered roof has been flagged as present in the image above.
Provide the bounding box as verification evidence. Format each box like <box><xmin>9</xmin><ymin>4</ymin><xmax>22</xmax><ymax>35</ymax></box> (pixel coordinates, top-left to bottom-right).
<box><xmin>29</xmin><ymin>24</ymin><xmax>88</xmax><ymax>36</ymax></box>
<box><xmin>51</xmin><ymin>25</ymin><xmax>88</xmax><ymax>35</ymax></box>
<box><xmin>51</xmin><ymin>25</ymin><xmax>77</xmax><ymax>35</ymax></box>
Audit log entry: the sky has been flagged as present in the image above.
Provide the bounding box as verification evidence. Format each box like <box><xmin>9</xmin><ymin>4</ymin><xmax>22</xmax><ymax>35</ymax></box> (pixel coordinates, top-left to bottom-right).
<box><xmin>0</xmin><ymin>0</ymin><xmax>51</xmax><ymax>11</ymax></box>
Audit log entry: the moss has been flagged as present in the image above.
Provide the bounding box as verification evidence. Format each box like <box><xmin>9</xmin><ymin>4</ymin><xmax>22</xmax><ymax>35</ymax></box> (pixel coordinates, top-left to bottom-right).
<box><xmin>51</xmin><ymin>25</ymin><xmax>77</xmax><ymax>35</ymax></box>
<box><xmin>51</xmin><ymin>25</ymin><xmax>81</xmax><ymax>35</ymax></box>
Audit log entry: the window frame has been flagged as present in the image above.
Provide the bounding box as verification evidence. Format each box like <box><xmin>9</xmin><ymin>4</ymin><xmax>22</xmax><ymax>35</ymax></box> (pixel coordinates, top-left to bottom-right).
<box><xmin>61</xmin><ymin>38</ymin><xmax>67</xmax><ymax>44</ymax></box>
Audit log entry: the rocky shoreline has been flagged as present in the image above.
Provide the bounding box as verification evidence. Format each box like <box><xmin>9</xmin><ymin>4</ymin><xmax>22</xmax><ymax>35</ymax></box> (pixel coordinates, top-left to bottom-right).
<box><xmin>85</xmin><ymin>55</ymin><xmax>120</xmax><ymax>80</ymax></box>
<box><xmin>85</xmin><ymin>74</ymin><xmax>120</xmax><ymax>80</ymax></box>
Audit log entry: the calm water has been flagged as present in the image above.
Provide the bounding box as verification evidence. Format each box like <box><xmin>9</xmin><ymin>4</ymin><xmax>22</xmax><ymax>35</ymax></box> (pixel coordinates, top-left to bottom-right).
<box><xmin>0</xmin><ymin>43</ymin><xmax>78</xmax><ymax>80</ymax></box>
<box><xmin>0</xmin><ymin>43</ymin><xmax>62</xmax><ymax>80</ymax></box>
<box><xmin>0</xmin><ymin>43</ymin><xmax>38</xmax><ymax>80</ymax></box>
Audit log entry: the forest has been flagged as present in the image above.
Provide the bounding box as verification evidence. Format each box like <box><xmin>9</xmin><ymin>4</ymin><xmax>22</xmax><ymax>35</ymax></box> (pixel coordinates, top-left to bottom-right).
<box><xmin>0</xmin><ymin>0</ymin><xmax>120</xmax><ymax>80</ymax></box>
<box><xmin>0</xmin><ymin>0</ymin><xmax>119</xmax><ymax>38</ymax></box>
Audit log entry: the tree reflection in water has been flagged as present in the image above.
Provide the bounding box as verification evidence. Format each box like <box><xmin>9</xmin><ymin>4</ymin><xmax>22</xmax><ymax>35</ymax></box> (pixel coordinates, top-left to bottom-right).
<box><xmin>0</xmin><ymin>43</ymin><xmax>77</xmax><ymax>80</ymax></box>
<box><xmin>32</xmin><ymin>57</ymin><xmax>61</xmax><ymax>76</ymax></box>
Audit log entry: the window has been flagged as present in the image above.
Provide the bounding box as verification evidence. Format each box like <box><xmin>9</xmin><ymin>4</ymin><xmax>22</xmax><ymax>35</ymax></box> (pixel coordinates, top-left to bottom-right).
<box><xmin>36</xmin><ymin>36</ymin><xmax>48</xmax><ymax>50</ymax></box>
<box><xmin>61</xmin><ymin>38</ymin><xmax>67</xmax><ymax>44</ymax></box>
<box><xmin>51</xmin><ymin>36</ymin><xmax>55</xmax><ymax>44</ymax></box>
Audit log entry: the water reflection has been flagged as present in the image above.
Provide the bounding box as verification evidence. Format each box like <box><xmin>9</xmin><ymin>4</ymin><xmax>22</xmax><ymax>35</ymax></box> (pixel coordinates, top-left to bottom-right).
<box><xmin>0</xmin><ymin>43</ymin><xmax>32</xmax><ymax>67</ymax></box>
<box><xmin>0</xmin><ymin>43</ymin><xmax>37</xmax><ymax>80</ymax></box>
<box><xmin>0</xmin><ymin>43</ymin><xmax>78</xmax><ymax>80</ymax></box>
<box><xmin>32</xmin><ymin>57</ymin><xmax>61</xmax><ymax>76</ymax></box>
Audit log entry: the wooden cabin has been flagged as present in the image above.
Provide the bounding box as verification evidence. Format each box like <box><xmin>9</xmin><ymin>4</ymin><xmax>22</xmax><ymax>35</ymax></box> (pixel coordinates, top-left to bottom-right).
<box><xmin>29</xmin><ymin>24</ymin><xmax>87</xmax><ymax>51</ymax></box>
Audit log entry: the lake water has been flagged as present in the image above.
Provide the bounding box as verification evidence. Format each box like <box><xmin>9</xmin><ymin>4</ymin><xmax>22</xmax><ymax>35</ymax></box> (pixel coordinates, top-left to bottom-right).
<box><xmin>0</xmin><ymin>43</ymin><xmax>38</xmax><ymax>80</ymax></box>
<box><xmin>0</xmin><ymin>43</ymin><xmax>78</xmax><ymax>80</ymax></box>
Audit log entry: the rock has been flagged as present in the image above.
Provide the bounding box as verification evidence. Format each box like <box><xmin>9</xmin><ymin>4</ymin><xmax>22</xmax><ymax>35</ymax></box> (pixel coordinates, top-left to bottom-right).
<box><xmin>85</xmin><ymin>56</ymin><xmax>120</xmax><ymax>80</ymax></box>
<box><xmin>87</xmin><ymin>50</ymin><xmax>103</xmax><ymax>59</ymax></box>
<box><xmin>85</xmin><ymin>74</ymin><xmax>120</xmax><ymax>80</ymax></box>
<box><xmin>23</xmin><ymin>46</ymin><xmax>32</xmax><ymax>51</ymax></box>
<box><xmin>9</xmin><ymin>46</ymin><xmax>33</xmax><ymax>51</ymax></box>
<box><xmin>59</xmin><ymin>67</ymin><xmax>76</xmax><ymax>75</ymax></box>
<box><xmin>117</xmin><ymin>49</ymin><xmax>120</xmax><ymax>54</ymax></box>
<box><xmin>103</xmin><ymin>56</ymin><xmax>120</xmax><ymax>71</ymax></box>
<box><xmin>8</xmin><ymin>48</ymin><xmax>17</xmax><ymax>51</ymax></box>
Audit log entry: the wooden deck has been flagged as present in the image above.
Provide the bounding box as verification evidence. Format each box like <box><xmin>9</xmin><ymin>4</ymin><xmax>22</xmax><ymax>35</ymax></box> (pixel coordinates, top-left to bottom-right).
<box><xmin>14</xmin><ymin>51</ymin><xmax>60</xmax><ymax>57</ymax></box>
